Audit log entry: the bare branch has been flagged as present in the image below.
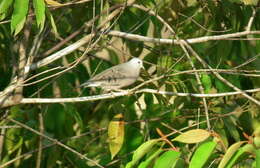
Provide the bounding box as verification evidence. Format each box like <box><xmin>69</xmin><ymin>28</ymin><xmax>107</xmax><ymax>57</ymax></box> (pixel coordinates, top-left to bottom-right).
<box><xmin>107</xmin><ymin>30</ymin><xmax>260</xmax><ymax>45</ymax></box>
<box><xmin>246</xmin><ymin>7</ymin><xmax>256</xmax><ymax>31</ymax></box>
<box><xmin>19</xmin><ymin>88</ymin><xmax>260</xmax><ymax>104</ymax></box>
<box><xmin>36</xmin><ymin>113</ymin><xmax>44</xmax><ymax>168</ymax></box>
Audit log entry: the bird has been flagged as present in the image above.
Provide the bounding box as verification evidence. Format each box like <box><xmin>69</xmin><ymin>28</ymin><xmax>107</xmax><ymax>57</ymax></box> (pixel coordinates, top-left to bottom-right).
<box><xmin>80</xmin><ymin>58</ymin><xmax>143</xmax><ymax>91</ymax></box>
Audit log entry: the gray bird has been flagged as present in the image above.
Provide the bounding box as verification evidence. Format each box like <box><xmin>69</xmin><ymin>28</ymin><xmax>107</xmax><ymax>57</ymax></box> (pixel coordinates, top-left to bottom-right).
<box><xmin>80</xmin><ymin>58</ymin><xmax>143</xmax><ymax>90</ymax></box>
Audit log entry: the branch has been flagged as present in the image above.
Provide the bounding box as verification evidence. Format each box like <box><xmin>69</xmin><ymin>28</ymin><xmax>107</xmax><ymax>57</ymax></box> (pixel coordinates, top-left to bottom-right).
<box><xmin>36</xmin><ymin>113</ymin><xmax>44</xmax><ymax>168</ymax></box>
<box><xmin>19</xmin><ymin>88</ymin><xmax>260</xmax><ymax>104</ymax></box>
<box><xmin>179</xmin><ymin>43</ymin><xmax>210</xmax><ymax>129</ymax></box>
<box><xmin>107</xmin><ymin>30</ymin><xmax>260</xmax><ymax>45</ymax></box>
<box><xmin>0</xmin><ymin>128</ymin><xmax>106</xmax><ymax>168</ymax></box>
<box><xmin>7</xmin><ymin>118</ymin><xmax>104</xmax><ymax>168</ymax></box>
<box><xmin>0</xmin><ymin>5</ymin><xmax>125</xmax><ymax>108</ymax></box>
<box><xmin>25</xmin><ymin>34</ymin><xmax>95</xmax><ymax>73</ymax></box>
<box><xmin>183</xmin><ymin>42</ymin><xmax>260</xmax><ymax>106</ymax></box>
<box><xmin>246</xmin><ymin>7</ymin><xmax>256</xmax><ymax>31</ymax></box>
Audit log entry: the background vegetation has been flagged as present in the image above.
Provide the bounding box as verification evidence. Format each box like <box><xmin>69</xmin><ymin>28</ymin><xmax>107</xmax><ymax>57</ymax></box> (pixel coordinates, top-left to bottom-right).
<box><xmin>0</xmin><ymin>0</ymin><xmax>260</xmax><ymax>167</ymax></box>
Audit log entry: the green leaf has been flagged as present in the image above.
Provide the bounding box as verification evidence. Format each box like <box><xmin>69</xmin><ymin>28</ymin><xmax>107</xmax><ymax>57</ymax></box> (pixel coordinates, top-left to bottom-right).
<box><xmin>46</xmin><ymin>147</ymin><xmax>61</xmax><ymax>167</ymax></box>
<box><xmin>154</xmin><ymin>150</ymin><xmax>181</xmax><ymax>168</ymax></box>
<box><xmin>189</xmin><ymin>140</ymin><xmax>217</xmax><ymax>168</ymax></box>
<box><xmin>225</xmin><ymin>144</ymin><xmax>254</xmax><ymax>168</ymax></box>
<box><xmin>218</xmin><ymin>141</ymin><xmax>247</xmax><ymax>168</ymax></box>
<box><xmin>201</xmin><ymin>73</ymin><xmax>212</xmax><ymax>93</ymax></box>
<box><xmin>11</xmin><ymin>0</ymin><xmax>29</xmax><ymax>35</ymax></box>
<box><xmin>0</xmin><ymin>0</ymin><xmax>13</xmax><ymax>20</ymax></box>
<box><xmin>14</xmin><ymin>147</ymin><xmax>22</xmax><ymax>167</ymax></box>
<box><xmin>33</xmin><ymin>0</ymin><xmax>46</xmax><ymax>32</ymax></box>
<box><xmin>215</xmin><ymin>79</ymin><xmax>231</xmax><ymax>92</ymax></box>
<box><xmin>5</xmin><ymin>124</ymin><xmax>22</xmax><ymax>154</ymax></box>
<box><xmin>172</xmin><ymin>129</ymin><xmax>211</xmax><ymax>144</ymax></box>
<box><xmin>131</xmin><ymin>139</ymin><xmax>160</xmax><ymax>166</ymax></box>
<box><xmin>256</xmin><ymin>149</ymin><xmax>260</xmax><ymax>168</ymax></box>
<box><xmin>46</xmin><ymin>8</ymin><xmax>58</xmax><ymax>37</ymax></box>
<box><xmin>138</xmin><ymin>148</ymin><xmax>163</xmax><ymax>168</ymax></box>
<box><xmin>223</xmin><ymin>117</ymin><xmax>240</xmax><ymax>141</ymax></box>
<box><xmin>126</xmin><ymin>161</ymin><xmax>133</xmax><ymax>168</ymax></box>
<box><xmin>108</xmin><ymin>113</ymin><xmax>125</xmax><ymax>159</ymax></box>
<box><xmin>157</xmin><ymin>55</ymin><xmax>174</xmax><ymax>75</ymax></box>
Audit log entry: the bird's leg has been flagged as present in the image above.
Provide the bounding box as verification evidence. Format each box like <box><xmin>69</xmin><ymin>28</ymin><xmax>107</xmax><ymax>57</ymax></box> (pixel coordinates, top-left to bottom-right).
<box><xmin>112</xmin><ymin>88</ymin><xmax>133</xmax><ymax>97</ymax></box>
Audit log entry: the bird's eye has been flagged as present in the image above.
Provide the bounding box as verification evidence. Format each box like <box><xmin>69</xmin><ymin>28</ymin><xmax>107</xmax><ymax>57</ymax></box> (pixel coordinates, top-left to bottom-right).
<box><xmin>138</xmin><ymin>61</ymin><xmax>140</xmax><ymax>64</ymax></box>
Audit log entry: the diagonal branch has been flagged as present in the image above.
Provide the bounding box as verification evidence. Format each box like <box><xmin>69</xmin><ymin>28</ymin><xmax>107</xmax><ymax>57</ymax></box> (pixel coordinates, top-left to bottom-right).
<box><xmin>7</xmin><ymin>118</ymin><xmax>104</xmax><ymax>168</ymax></box>
<box><xmin>182</xmin><ymin>42</ymin><xmax>260</xmax><ymax>106</ymax></box>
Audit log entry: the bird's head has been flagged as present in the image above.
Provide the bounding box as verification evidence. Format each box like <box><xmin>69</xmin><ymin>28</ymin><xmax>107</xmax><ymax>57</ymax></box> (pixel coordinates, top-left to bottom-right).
<box><xmin>129</xmin><ymin>58</ymin><xmax>144</xmax><ymax>69</ymax></box>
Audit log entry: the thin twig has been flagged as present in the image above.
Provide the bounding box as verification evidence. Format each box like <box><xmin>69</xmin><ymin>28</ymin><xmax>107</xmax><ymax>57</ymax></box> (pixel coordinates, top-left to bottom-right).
<box><xmin>0</xmin><ymin>128</ymin><xmax>6</xmax><ymax>161</ymax></box>
<box><xmin>36</xmin><ymin>113</ymin><xmax>44</xmax><ymax>168</ymax></box>
<box><xmin>183</xmin><ymin>42</ymin><xmax>260</xmax><ymax>106</ymax></box>
<box><xmin>132</xmin><ymin>4</ymin><xmax>175</xmax><ymax>34</ymax></box>
<box><xmin>178</xmin><ymin>13</ymin><xmax>231</xmax><ymax>33</ymax></box>
<box><xmin>233</xmin><ymin>53</ymin><xmax>260</xmax><ymax>69</ymax></box>
<box><xmin>179</xmin><ymin>44</ymin><xmax>210</xmax><ymax>129</ymax></box>
<box><xmin>7</xmin><ymin>118</ymin><xmax>104</xmax><ymax>168</ymax></box>
<box><xmin>0</xmin><ymin>128</ymin><xmax>107</xmax><ymax>168</ymax></box>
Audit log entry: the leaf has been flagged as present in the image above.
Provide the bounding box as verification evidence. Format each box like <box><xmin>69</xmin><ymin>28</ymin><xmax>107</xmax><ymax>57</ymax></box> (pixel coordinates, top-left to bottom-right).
<box><xmin>254</xmin><ymin>137</ymin><xmax>260</xmax><ymax>148</ymax></box>
<box><xmin>45</xmin><ymin>0</ymin><xmax>62</xmax><ymax>6</ymax></box>
<box><xmin>154</xmin><ymin>150</ymin><xmax>181</xmax><ymax>168</ymax></box>
<box><xmin>157</xmin><ymin>55</ymin><xmax>173</xmax><ymax>75</ymax></box>
<box><xmin>46</xmin><ymin>8</ymin><xmax>58</xmax><ymax>37</ymax></box>
<box><xmin>0</xmin><ymin>0</ymin><xmax>13</xmax><ymax>20</ymax></box>
<box><xmin>201</xmin><ymin>73</ymin><xmax>212</xmax><ymax>93</ymax></box>
<box><xmin>224</xmin><ymin>150</ymin><xmax>244</xmax><ymax>168</ymax></box>
<box><xmin>218</xmin><ymin>141</ymin><xmax>247</xmax><ymax>168</ymax></box>
<box><xmin>189</xmin><ymin>140</ymin><xmax>217</xmax><ymax>168</ymax></box>
<box><xmin>138</xmin><ymin>148</ymin><xmax>163</xmax><ymax>168</ymax></box>
<box><xmin>225</xmin><ymin>144</ymin><xmax>254</xmax><ymax>168</ymax></box>
<box><xmin>14</xmin><ymin>147</ymin><xmax>22</xmax><ymax>167</ymax></box>
<box><xmin>172</xmin><ymin>129</ymin><xmax>211</xmax><ymax>144</ymax></box>
<box><xmin>46</xmin><ymin>147</ymin><xmax>61</xmax><ymax>167</ymax></box>
<box><xmin>125</xmin><ymin>161</ymin><xmax>133</xmax><ymax>168</ymax></box>
<box><xmin>108</xmin><ymin>113</ymin><xmax>125</xmax><ymax>159</ymax></box>
<box><xmin>33</xmin><ymin>0</ymin><xmax>46</xmax><ymax>32</ymax></box>
<box><xmin>223</xmin><ymin>117</ymin><xmax>240</xmax><ymax>141</ymax></box>
<box><xmin>256</xmin><ymin>149</ymin><xmax>260</xmax><ymax>168</ymax></box>
<box><xmin>130</xmin><ymin>139</ymin><xmax>160</xmax><ymax>166</ymax></box>
<box><xmin>241</xmin><ymin>0</ymin><xmax>259</xmax><ymax>5</ymax></box>
<box><xmin>215</xmin><ymin>79</ymin><xmax>231</xmax><ymax>92</ymax></box>
<box><xmin>11</xmin><ymin>0</ymin><xmax>29</xmax><ymax>36</ymax></box>
<box><xmin>5</xmin><ymin>127</ymin><xmax>23</xmax><ymax>155</ymax></box>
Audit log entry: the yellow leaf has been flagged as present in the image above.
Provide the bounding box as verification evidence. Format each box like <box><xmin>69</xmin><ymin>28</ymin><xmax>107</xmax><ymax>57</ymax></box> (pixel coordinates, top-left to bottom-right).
<box><xmin>108</xmin><ymin>113</ymin><xmax>125</xmax><ymax>159</ymax></box>
<box><xmin>45</xmin><ymin>0</ymin><xmax>62</xmax><ymax>6</ymax></box>
<box><xmin>241</xmin><ymin>0</ymin><xmax>259</xmax><ymax>5</ymax></box>
<box><xmin>172</xmin><ymin>129</ymin><xmax>211</xmax><ymax>144</ymax></box>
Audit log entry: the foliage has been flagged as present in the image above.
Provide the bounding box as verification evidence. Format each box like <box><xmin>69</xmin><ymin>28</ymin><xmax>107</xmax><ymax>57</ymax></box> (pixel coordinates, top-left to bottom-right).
<box><xmin>0</xmin><ymin>0</ymin><xmax>260</xmax><ymax>168</ymax></box>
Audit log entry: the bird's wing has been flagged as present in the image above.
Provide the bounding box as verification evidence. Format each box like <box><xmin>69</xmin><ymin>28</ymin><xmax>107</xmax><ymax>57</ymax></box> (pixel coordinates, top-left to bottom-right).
<box><xmin>89</xmin><ymin>65</ymin><xmax>129</xmax><ymax>83</ymax></box>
